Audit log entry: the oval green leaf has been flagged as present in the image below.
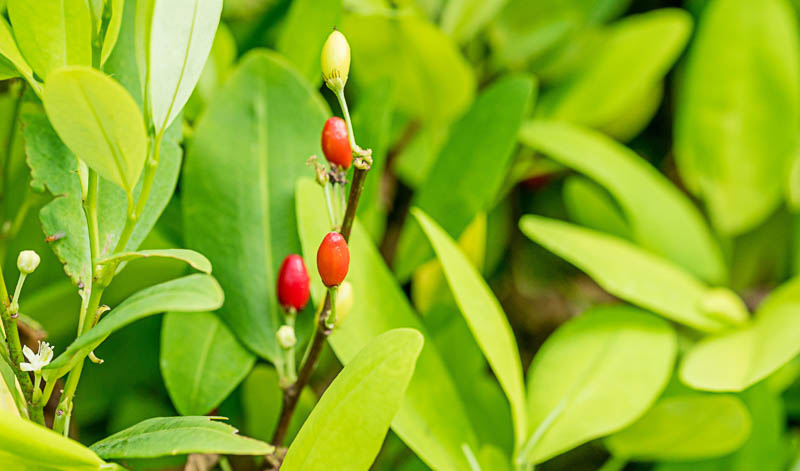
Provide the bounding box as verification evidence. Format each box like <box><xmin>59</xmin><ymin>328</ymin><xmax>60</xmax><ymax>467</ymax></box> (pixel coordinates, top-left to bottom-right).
<box><xmin>97</xmin><ymin>249</ymin><xmax>212</xmax><ymax>274</ymax></box>
<box><xmin>519</xmin><ymin>120</ymin><xmax>725</xmax><ymax>284</ymax></box>
<box><xmin>100</xmin><ymin>0</ymin><xmax>125</xmax><ymax>65</ymax></box>
<box><xmin>562</xmin><ymin>176</ymin><xmax>630</xmax><ymax>240</ymax></box>
<box><xmin>43</xmin><ymin>67</ymin><xmax>147</xmax><ymax>193</ymax></box>
<box><xmin>43</xmin><ymin>274</ymin><xmax>224</xmax><ymax>381</ymax></box>
<box><xmin>282</xmin><ymin>329</ymin><xmax>424</xmax><ymax>471</ymax></box>
<box><xmin>296</xmin><ymin>178</ymin><xmax>479</xmax><ymax>471</ymax></box>
<box><xmin>0</xmin><ymin>17</ymin><xmax>37</xmax><ymax>89</ymax></box>
<box><xmin>183</xmin><ymin>50</ymin><xmax>328</xmax><ymax>366</ymax></box>
<box><xmin>148</xmin><ymin>0</ymin><xmax>222</xmax><ymax>132</ymax></box>
<box><xmin>535</xmin><ymin>9</ymin><xmax>691</xmax><ymax>129</ymax></box>
<box><xmin>680</xmin><ymin>277</ymin><xmax>800</xmax><ymax>391</ymax></box>
<box><xmin>521</xmin><ymin>305</ymin><xmax>676</xmax><ymax>465</ymax></box>
<box><xmin>161</xmin><ymin>312</ymin><xmax>255</xmax><ymax>416</ymax></box>
<box><xmin>606</xmin><ymin>395</ymin><xmax>751</xmax><ymax>460</ymax></box>
<box><xmin>8</xmin><ymin>0</ymin><xmax>92</xmax><ymax>79</ymax></box>
<box><xmin>413</xmin><ymin>208</ymin><xmax>527</xmax><ymax>448</ymax></box>
<box><xmin>0</xmin><ymin>410</ymin><xmax>119</xmax><ymax>470</ymax></box>
<box><xmin>395</xmin><ymin>75</ymin><xmax>535</xmax><ymax>280</ymax></box>
<box><xmin>675</xmin><ymin>0</ymin><xmax>800</xmax><ymax>234</ymax></box>
<box><xmin>90</xmin><ymin>416</ymin><xmax>272</xmax><ymax>459</ymax></box>
<box><xmin>519</xmin><ymin>214</ymin><xmax>731</xmax><ymax>332</ymax></box>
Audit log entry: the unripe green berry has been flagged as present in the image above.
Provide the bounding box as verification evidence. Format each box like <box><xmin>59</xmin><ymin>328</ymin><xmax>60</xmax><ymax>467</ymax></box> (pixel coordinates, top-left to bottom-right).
<box><xmin>17</xmin><ymin>250</ymin><xmax>40</xmax><ymax>275</ymax></box>
<box><xmin>277</xmin><ymin>325</ymin><xmax>297</xmax><ymax>349</ymax></box>
<box><xmin>321</xmin><ymin>30</ymin><xmax>350</xmax><ymax>92</ymax></box>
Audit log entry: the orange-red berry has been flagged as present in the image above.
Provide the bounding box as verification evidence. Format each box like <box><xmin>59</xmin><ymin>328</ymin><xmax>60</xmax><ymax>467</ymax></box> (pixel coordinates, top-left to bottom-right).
<box><xmin>277</xmin><ymin>254</ymin><xmax>310</xmax><ymax>311</ymax></box>
<box><xmin>317</xmin><ymin>232</ymin><xmax>350</xmax><ymax>287</ymax></box>
<box><xmin>321</xmin><ymin>117</ymin><xmax>352</xmax><ymax>169</ymax></box>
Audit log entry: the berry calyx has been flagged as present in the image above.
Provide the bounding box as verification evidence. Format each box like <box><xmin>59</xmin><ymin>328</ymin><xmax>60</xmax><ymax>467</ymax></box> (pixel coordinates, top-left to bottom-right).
<box><xmin>321</xmin><ymin>117</ymin><xmax>352</xmax><ymax>169</ymax></box>
<box><xmin>277</xmin><ymin>254</ymin><xmax>310</xmax><ymax>312</ymax></box>
<box><xmin>317</xmin><ymin>232</ymin><xmax>349</xmax><ymax>287</ymax></box>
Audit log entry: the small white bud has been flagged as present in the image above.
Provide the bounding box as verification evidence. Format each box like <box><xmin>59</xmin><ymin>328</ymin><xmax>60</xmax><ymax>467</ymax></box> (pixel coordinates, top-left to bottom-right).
<box><xmin>321</xmin><ymin>30</ymin><xmax>350</xmax><ymax>92</ymax></box>
<box><xmin>17</xmin><ymin>250</ymin><xmax>40</xmax><ymax>275</ymax></box>
<box><xmin>277</xmin><ymin>325</ymin><xmax>297</xmax><ymax>349</ymax></box>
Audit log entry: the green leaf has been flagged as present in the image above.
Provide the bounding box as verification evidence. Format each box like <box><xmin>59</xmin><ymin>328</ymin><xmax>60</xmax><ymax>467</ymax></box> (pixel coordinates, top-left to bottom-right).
<box><xmin>161</xmin><ymin>311</ymin><xmax>255</xmax><ymax>416</ymax></box>
<box><xmin>282</xmin><ymin>329</ymin><xmax>424</xmax><ymax>471</ymax></box>
<box><xmin>340</xmin><ymin>14</ymin><xmax>475</xmax><ymax>122</ymax></box>
<box><xmin>654</xmin><ymin>384</ymin><xmax>788</xmax><ymax>471</ymax></box>
<box><xmin>276</xmin><ymin>0</ymin><xmax>342</xmax><ymax>86</ymax></box>
<box><xmin>183</xmin><ymin>50</ymin><xmax>328</xmax><ymax>365</ymax></box>
<box><xmin>0</xmin><ymin>410</ymin><xmax>120</xmax><ymax>470</ymax></box>
<box><xmin>0</xmin><ymin>348</ymin><xmax>26</xmax><ymax>417</ymax></box>
<box><xmin>43</xmin><ymin>67</ymin><xmax>147</xmax><ymax>193</ymax></box>
<box><xmin>440</xmin><ymin>0</ymin><xmax>508</xmax><ymax>44</ymax></box>
<box><xmin>395</xmin><ymin>75</ymin><xmax>535</xmax><ymax>280</ymax></box>
<box><xmin>562</xmin><ymin>176</ymin><xmax>630</xmax><ymax>239</ymax></box>
<box><xmin>680</xmin><ymin>277</ymin><xmax>800</xmax><ymax>391</ymax></box>
<box><xmin>519</xmin><ymin>215</ymin><xmax>733</xmax><ymax>332</ymax></box>
<box><xmin>100</xmin><ymin>0</ymin><xmax>125</xmax><ymax>65</ymax></box>
<box><xmin>675</xmin><ymin>0</ymin><xmax>800</xmax><ymax>235</ymax></box>
<box><xmin>522</xmin><ymin>305</ymin><xmax>676</xmax><ymax>465</ymax></box>
<box><xmin>413</xmin><ymin>208</ymin><xmax>527</xmax><ymax>448</ymax></box>
<box><xmin>43</xmin><ymin>274</ymin><xmax>224</xmax><ymax>381</ymax></box>
<box><xmin>148</xmin><ymin>0</ymin><xmax>223</xmax><ymax>132</ymax></box>
<box><xmin>606</xmin><ymin>395</ymin><xmax>751</xmax><ymax>460</ymax></box>
<box><xmin>535</xmin><ymin>9</ymin><xmax>691</xmax><ymax>129</ymax></box>
<box><xmin>7</xmin><ymin>0</ymin><xmax>92</xmax><ymax>79</ymax></box>
<box><xmin>296</xmin><ymin>178</ymin><xmax>479</xmax><ymax>471</ymax></box>
<box><xmin>0</xmin><ymin>17</ymin><xmax>37</xmax><ymax>89</ymax></box>
<box><xmin>519</xmin><ymin>120</ymin><xmax>726</xmax><ymax>284</ymax></box>
<box><xmin>90</xmin><ymin>416</ymin><xmax>272</xmax><ymax>459</ymax></box>
<box><xmin>97</xmin><ymin>249</ymin><xmax>212</xmax><ymax>274</ymax></box>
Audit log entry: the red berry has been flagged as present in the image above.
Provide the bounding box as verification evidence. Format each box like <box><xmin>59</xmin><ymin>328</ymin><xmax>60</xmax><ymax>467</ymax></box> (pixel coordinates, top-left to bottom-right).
<box><xmin>277</xmin><ymin>254</ymin><xmax>310</xmax><ymax>311</ymax></box>
<box><xmin>321</xmin><ymin>117</ymin><xmax>352</xmax><ymax>169</ymax></box>
<box><xmin>317</xmin><ymin>232</ymin><xmax>350</xmax><ymax>287</ymax></box>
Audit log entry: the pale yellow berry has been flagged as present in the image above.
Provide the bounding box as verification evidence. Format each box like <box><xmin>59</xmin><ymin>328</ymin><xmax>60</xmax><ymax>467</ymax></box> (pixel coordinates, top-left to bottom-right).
<box><xmin>335</xmin><ymin>281</ymin><xmax>353</xmax><ymax>327</ymax></box>
<box><xmin>321</xmin><ymin>30</ymin><xmax>350</xmax><ymax>92</ymax></box>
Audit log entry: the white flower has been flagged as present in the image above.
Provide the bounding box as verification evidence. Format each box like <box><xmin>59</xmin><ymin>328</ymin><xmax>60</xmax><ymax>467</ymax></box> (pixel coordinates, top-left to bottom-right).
<box><xmin>20</xmin><ymin>341</ymin><xmax>54</xmax><ymax>372</ymax></box>
<box><xmin>276</xmin><ymin>325</ymin><xmax>297</xmax><ymax>349</ymax></box>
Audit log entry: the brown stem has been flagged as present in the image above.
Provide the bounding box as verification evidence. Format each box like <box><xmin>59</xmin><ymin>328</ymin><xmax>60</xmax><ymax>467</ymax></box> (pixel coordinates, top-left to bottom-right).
<box><xmin>270</xmin><ymin>165</ymin><xmax>368</xmax><ymax>450</ymax></box>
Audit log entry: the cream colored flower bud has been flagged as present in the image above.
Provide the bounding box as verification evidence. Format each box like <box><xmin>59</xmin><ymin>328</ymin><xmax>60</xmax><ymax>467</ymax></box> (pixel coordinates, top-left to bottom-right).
<box><xmin>277</xmin><ymin>325</ymin><xmax>297</xmax><ymax>349</ymax></box>
<box><xmin>335</xmin><ymin>281</ymin><xmax>353</xmax><ymax>327</ymax></box>
<box><xmin>17</xmin><ymin>250</ymin><xmax>40</xmax><ymax>275</ymax></box>
<box><xmin>321</xmin><ymin>30</ymin><xmax>350</xmax><ymax>92</ymax></box>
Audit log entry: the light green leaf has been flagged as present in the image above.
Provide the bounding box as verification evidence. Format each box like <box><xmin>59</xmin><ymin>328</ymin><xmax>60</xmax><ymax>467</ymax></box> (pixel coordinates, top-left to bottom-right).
<box><xmin>0</xmin><ymin>348</ymin><xmax>25</xmax><ymax>417</ymax></box>
<box><xmin>606</xmin><ymin>395</ymin><xmax>751</xmax><ymax>460</ymax></box>
<box><xmin>522</xmin><ymin>305</ymin><xmax>676</xmax><ymax>464</ymax></box>
<box><xmin>535</xmin><ymin>9</ymin><xmax>691</xmax><ymax>129</ymax></box>
<box><xmin>680</xmin><ymin>277</ymin><xmax>800</xmax><ymax>391</ymax></box>
<box><xmin>97</xmin><ymin>249</ymin><xmax>212</xmax><ymax>274</ymax></box>
<box><xmin>341</xmin><ymin>14</ymin><xmax>475</xmax><ymax>122</ymax></box>
<box><xmin>43</xmin><ymin>274</ymin><xmax>224</xmax><ymax>381</ymax></box>
<box><xmin>562</xmin><ymin>176</ymin><xmax>630</xmax><ymax>239</ymax></box>
<box><xmin>296</xmin><ymin>178</ymin><xmax>479</xmax><ymax>471</ymax></box>
<box><xmin>277</xmin><ymin>0</ymin><xmax>342</xmax><ymax>86</ymax></box>
<box><xmin>519</xmin><ymin>215</ymin><xmax>733</xmax><ymax>332</ymax></box>
<box><xmin>7</xmin><ymin>0</ymin><xmax>92</xmax><ymax>79</ymax></box>
<box><xmin>441</xmin><ymin>0</ymin><xmax>508</xmax><ymax>44</ymax></box>
<box><xmin>520</xmin><ymin>120</ymin><xmax>725</xmax><ymax>284</ymax></box>
<box><xmin>100</xmin><ymin>0</ymin><xmax>125</xmax><ymax>65</ymax></box>
<box><xmin>148</xmin><ymin>0</ymin><xmax>223</xmax><ymax>132</ymax></box>
<box><xmin>413</xmin><ymin>208</ymin><xmax>527</xmax><ymax>448</ymax></box>
<box><xmin>654</xmin><ymin>384</ymin><xmax>787</xmax><ymax>471</ymax></box>
<box><xmin>395</xmin><ymin>75</ymin><xmax>535</xmax><ymax>280</ymax></box>
<box><xmin>43</xmin><ymin>67</ymin><xmax>147</xmax><ymax>194</ymax></box>
<box><xmin>675</xmin><ymin>0</ymin><xmax>800</xmax><ymax>234</ymax></box>
<box><xmin>0</xmin><ymin>17</ymin><xmax>37</xmax><ymax>89</ymax></box>
<box><xmin>0</xmin><ymin>410</ymin><xmax>120</xmax><ymax>470</ymax></box>
<box><xmin>283</xmin><ymin>329</ymin><xmax>424</xmax><ymax>471</ymax></box>
<box><xmin>90</xmin><ymin>416</ymin><xmax>272</xmax><ymax>459</ymax></box>
<box><xmin>161</xmin><ymin>311</ymin><xmax>255</xmax><ymax>416</ymax></box>
<box><xmin>183</xmin><ymin>50</ymin><xmax>328</xmax><ymax>365</ymax></box>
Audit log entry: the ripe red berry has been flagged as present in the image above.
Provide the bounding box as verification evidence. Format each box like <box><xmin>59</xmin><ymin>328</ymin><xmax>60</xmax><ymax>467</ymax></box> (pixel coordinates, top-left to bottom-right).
<box><xmin>317</xmin><ymin>232</ymin><xmax>350</xmax><ymax>287</ymax></box>
<box><xmin>277</xmin><ymin>254</ymin><xmax>310</xmax><ymax>312</ymax></box>
<box><xmin>321</xmin><ymin>117</ymin><xmax>352</xmax><ymax>169</ymax></box>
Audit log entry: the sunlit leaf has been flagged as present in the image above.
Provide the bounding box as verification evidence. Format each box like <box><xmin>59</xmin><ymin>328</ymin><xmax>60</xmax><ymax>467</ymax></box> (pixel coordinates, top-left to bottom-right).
<box><xmin>97</xmin><ymin>249</ymin><xmax>212</xmax><ymax>274</ymax></box>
